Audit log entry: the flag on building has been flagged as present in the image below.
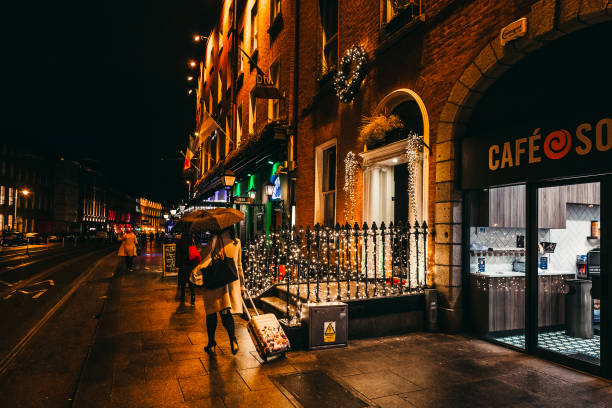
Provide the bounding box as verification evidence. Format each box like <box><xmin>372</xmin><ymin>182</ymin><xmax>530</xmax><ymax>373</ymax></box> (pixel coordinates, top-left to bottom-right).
<box><xmin>183</xmin><ymin>148</ymin><xmax>194</xmax><ymax>170</ymax></box>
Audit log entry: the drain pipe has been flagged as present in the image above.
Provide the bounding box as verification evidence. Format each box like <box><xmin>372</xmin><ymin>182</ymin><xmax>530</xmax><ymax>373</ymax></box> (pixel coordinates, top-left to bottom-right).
<box><xmin>288</xmin><ymin>0</ymin><xmax>300</xmax><ymax>226</ymax></box>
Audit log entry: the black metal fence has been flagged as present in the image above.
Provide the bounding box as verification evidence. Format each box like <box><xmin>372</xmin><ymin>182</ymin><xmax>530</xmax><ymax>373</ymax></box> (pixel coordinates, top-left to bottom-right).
<box><xmin>243</xmin><ymin>221</ymin><xmax>429</xmax><ymax>322</ymax></box>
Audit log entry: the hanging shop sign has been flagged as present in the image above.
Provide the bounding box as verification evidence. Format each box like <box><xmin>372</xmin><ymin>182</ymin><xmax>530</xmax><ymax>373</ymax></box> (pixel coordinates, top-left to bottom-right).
<box><xmin>500</xmin><ymin>17</ymin><xmax>527</xmax><ymax>46</ymax></box>
<box><xmin>461</xmin><ymin>115</ymin><xmax>612</xmax><ymax>189</ymax></box>
<box><xmin>233</xmin><ymin>196</ymin><xmax>254</xmax><ymax>205</ymax></box>
<box><xmin>253</xmin><ymin>73</ymin><xmax>282</xmax><ymax>99</ymax></box>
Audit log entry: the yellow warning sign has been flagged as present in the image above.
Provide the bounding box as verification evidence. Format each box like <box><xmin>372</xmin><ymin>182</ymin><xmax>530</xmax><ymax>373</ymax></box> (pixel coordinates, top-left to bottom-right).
<box><xmin>324</xmin><ymin>321</ymin><xmax>336</xmax><ymax>343</ymax></box>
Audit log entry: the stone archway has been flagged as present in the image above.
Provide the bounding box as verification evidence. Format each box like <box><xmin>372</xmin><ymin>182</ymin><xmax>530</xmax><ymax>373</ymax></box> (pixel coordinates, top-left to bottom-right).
<box><xmin>434</xmin><ymin>0</ymin><xmax>612</xmax><ymax>331</ymax></box>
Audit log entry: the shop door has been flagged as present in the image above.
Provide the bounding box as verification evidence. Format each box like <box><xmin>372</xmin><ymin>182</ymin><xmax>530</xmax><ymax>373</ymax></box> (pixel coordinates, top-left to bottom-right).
<box><xmin>531</xmin><ymin>179</ymin><xmax>608</xmax><ymax>375</ymax></box>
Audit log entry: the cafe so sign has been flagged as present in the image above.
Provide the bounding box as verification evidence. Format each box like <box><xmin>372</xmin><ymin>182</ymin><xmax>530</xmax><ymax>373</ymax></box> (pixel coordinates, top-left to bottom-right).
<box><xmin>462</xmin><ymin>116</ymin><xmax>612</xmax><ymax>189</ymax></box>
<box><xmin>488</xmin><ymin>118</ymin><xmax>612</xmax><ymax>170</ymax></box>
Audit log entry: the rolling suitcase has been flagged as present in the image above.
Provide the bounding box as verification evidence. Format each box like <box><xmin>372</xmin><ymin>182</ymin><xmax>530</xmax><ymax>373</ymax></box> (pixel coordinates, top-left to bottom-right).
<box><xmin>242</xmin><ymin>293</ymin><xmax>290</xmax><ymax>362</ymax></box>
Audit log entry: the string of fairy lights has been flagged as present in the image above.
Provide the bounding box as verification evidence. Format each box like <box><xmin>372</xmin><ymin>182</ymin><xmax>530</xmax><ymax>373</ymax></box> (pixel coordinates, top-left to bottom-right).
<box><xmin>343</xmin><ymin>152</ymin><xmax>358</xmax><ymax>224</ymax></box>
<box><xmin>242</xmin><ymin>222</ymin><xmax>429</xmax><ymax>322</ymax></box>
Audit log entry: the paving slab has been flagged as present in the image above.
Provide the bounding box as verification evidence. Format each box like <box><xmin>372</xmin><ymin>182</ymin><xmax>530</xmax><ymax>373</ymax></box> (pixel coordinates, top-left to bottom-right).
<box><xmin>71</xmin><ymin>247</ymin><xmax>612</xmax><ymax>408</ymax></box>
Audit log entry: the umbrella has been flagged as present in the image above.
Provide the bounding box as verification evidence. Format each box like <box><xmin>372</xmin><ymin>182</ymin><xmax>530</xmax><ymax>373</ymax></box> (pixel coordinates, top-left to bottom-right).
<box><xmin>186</xmin><ymin>208</ymin><xmax>244</xmax><ymax>234</ymax></box>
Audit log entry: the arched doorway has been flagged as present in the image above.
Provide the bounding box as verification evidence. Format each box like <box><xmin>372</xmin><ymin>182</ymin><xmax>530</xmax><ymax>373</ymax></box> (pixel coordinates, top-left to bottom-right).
<box><xmin>360</xmin><ymin>89</ymin><xmax>429</xmax><ymax>225</ymax></box>
<box><xmin>461</xmin><ymin>20</ymin><xmax>612</xmax><ymax>376</ymax></box>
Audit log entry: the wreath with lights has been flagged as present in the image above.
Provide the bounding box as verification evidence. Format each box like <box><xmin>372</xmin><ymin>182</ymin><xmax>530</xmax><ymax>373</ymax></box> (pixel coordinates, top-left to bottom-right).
<box><xmin>334</xmin><ymin>46</ymin><xmax>369</xmax><ymax>104</ymax></box>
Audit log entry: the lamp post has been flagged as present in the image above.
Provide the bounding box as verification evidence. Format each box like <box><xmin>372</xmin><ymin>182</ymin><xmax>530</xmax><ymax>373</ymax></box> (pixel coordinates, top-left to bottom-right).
<box><xmin>186</xmin><ymin>180</ymin><xmax>191</xmax><ymax>201</ymax></box>
<box><xmin>222</xmin><ymin>169</ymin><xmax>236</xmax><ymax>206</ymax></box>
<box><xmin>13</xmin><ymin>188</ymin><xmax>30</xmax><ymax>232</ymax></box>
<box><xmin>264</xmin><ymin>181</ymin><xmax>274</xmax><ymax>237</ymax></box>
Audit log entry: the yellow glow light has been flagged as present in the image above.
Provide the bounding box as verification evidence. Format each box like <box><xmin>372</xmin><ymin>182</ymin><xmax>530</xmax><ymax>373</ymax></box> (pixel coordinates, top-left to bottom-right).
<box><xmin>21</xmin><ymin>189</ymin><xmax>30</xmax><ymax>195</ymax></box>
<box><xmin>189</xmin><ymin>60</ymin><xmax>197</xmax><ymax>68</ymax></box>
<box><xmin>194</xmin><ymin>35</ymin><xmax>201</xmax><ymax>42</ymax></box>
<box><xmin>187</xmin><ymin>76</ymin><xmax>194</xmax><ymax>81</ymax></box>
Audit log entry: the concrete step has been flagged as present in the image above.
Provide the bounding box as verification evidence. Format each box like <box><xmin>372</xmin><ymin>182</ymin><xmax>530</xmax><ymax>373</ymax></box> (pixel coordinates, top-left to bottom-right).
<box><xmin>260</xmin><ymin>296</ymin><xmax>297</xmax><ymax>320</ymax></box>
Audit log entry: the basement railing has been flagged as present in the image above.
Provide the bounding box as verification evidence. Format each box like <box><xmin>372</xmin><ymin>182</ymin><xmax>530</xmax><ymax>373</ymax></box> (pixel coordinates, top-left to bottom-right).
<box><xmin>243</xmin><ymin>220</ymin><xmax>429</xmax><ymax>324</ymax></box>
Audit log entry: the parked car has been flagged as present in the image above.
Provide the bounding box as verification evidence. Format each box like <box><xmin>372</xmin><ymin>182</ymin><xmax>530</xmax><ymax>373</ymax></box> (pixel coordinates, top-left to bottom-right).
<box><xmin>25</xmin><ymin>232</ymin><xmax>45</xmax><ymax>244</ymax></box>
<box><xmin>1</xmin><ymin>232</ymin><xmax>27</xmax><ymax>247</ymax></box>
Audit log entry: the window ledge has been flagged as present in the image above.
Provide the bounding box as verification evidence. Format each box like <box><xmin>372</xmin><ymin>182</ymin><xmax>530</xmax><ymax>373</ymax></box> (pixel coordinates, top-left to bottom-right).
<box><xmin>267</xmin><ymin>13</ymin><xmax>283</xmax><ymax>39</ymax></box>
<box><xmin>376</xmin><ymin>14</ymin><xmax>425</xmax><ymax>56</ymax></box>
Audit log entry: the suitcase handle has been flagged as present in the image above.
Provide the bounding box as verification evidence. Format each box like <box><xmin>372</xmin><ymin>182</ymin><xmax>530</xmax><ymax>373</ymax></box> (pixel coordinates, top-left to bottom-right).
<box><xmin>241</xmin><ymin>290</ymin><xmax>260</xmax><ymax>321</ymax></box>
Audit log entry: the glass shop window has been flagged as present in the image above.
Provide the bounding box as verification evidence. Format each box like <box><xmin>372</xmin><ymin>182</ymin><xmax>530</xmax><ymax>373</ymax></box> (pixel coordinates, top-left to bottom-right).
<box><xmin>467</xmin><ymin>185</ymin><xmax>526</xmax><ymax>348</ymax></box>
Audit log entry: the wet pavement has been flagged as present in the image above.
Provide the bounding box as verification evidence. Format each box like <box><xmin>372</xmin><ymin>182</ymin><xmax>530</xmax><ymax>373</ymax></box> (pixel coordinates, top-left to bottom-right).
<box><xmin>73</xmin><ymin>247</ymin><xmax>612</xmax><ymax>407</ymax></box>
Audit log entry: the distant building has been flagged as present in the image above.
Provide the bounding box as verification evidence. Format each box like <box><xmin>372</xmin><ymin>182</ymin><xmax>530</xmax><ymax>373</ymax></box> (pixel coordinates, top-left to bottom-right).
<box><xmin>0</xmin><ymin>143</ymin><xmax>53</xmax><ymax>233</ymax></box>
<box><xmin>137</xmin><ymin>198</ymin><xmax>163</xmax><ymax>232</ymax></box>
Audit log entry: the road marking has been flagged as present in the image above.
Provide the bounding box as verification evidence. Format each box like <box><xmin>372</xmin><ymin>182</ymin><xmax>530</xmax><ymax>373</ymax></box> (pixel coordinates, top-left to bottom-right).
<box><xmin>0</xmin><ymin>250</ymin><xmax>113</xmax><ymax>377</ymax></box>
<box><xmin>31</xmin><ymin>290</ymin><xmax>47</xmax><ymax>299</ymax></box>
<box><xmin>31</xmin><ymin>279</ymin><xmax>55</xmax><ymax>287</ymax></box>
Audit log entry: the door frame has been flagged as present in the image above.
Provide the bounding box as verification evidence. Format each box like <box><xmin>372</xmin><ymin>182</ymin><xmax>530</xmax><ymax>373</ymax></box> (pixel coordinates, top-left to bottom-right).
<box><xmin>463</xmin><ymin>175</ymin><xmax>611</xmax><ymax>378</ymax></box>
<box><xmin>527</xmin><ymin>175</ymin><xmax>610</xmax><ymax>377</ymax></box>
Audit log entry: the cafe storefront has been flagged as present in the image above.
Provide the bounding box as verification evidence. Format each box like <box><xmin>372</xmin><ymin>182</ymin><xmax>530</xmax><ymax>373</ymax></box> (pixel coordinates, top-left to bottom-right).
<box><xmin>461</xmin><ymin>21</ymin><xmax>611</xmax><ymax>377</ymax></box>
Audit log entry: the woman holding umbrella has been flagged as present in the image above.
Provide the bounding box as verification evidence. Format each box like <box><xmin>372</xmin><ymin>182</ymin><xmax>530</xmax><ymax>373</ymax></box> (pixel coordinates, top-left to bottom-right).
<box><xmin>190</xmin><ymin>208</ymin><xmax>245</xmax><ymax>355</ymax></box>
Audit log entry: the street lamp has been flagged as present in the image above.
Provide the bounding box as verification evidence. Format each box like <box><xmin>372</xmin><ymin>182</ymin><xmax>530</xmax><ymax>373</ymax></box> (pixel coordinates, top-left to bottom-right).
<box><xmin>13</xmin><ymin>188</ymin><xmax>30</xmax><ymax>232</ymax></box>
<box><xmin>248</xmin><ymin>188</ymin><xmax>256</xmax><ymax>200</ymax></box>
<box><xmin>264</xmin><ymin>181</ymin><xmax>275</xmax><ymax>198</ymax></box>
<box><xmin>188</xmin><ymin>60</ymin><xmax>197</xmax><ymax>68</ymax></box>
<box><xmin>193</xmin><ymin>35</ymin><xmax>209</xmax><ymax>43</ymax></box>
<box><xmin>186</xmin><ymin>180</ymin><xmax>191</xmax><ymax>201</ymax></box>
<box><xmin>222</xmin><ymin>169</ymin><xmax>236</xmax><ymax>205</ymax></box>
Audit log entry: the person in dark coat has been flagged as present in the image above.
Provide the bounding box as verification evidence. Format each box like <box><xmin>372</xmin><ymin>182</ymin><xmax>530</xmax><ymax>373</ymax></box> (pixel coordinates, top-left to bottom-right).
<box><xmin>176</xmin><ymin>231</ymin><xmax>197</xmax><ymax>305</ymax></box>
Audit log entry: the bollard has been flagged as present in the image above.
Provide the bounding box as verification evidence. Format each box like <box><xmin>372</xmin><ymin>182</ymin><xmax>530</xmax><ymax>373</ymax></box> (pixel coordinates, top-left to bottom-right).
<box><xmin>425</xmin><ymin>288</ymin><xmax>438</xmax><ymax>332</ymax></box>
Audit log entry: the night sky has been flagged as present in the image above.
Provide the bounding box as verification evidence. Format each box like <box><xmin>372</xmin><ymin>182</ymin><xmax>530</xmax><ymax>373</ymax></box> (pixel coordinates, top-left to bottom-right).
<box><xmin>2</xmin><ymin>1</ymin><xmax>221</xmax><ymax>206</ymax></box>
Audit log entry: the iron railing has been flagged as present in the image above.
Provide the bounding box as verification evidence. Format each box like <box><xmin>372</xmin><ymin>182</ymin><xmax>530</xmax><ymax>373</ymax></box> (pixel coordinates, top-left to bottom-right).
<box><xmin>243</xmin><ymin>221</ymin><xmax>429</xmax><ymax>323</ymax></box>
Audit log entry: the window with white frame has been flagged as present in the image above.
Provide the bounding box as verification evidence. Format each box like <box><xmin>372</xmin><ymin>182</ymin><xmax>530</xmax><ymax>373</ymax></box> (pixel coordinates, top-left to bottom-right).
<box><xmin>250</xmin><ymin>1</ymin><xmax>258</xmax><ymax>54</ymax></box>
<box><xmin>0</xmin><ymin>185</ymin><xmax>4</xmax><ymax>205</ymax></box>
<box><xmin>249</xmin><ymin>89</ymin><xmax>256</xmax><ymax>134</ymax></box>
<box><xmin>236</xmin><ymin>104</ymin><xmax>243</xmax><ymax>146</ymax></box>
<box><xmin>320</xmin><ymin>0</ymin><xmax>338</xmax><ymax>72</ymax></box>
<box><xmin>267</xmin><ymin>60</ymin><xmax>280</xmax><ymax>121</ymax></box>
<box><xmin>217</xmin><ymin>70</ymin><xmax>223</xmax><ymax>105</ymax></box>
<box><xmin>315</xmin><ymin>141</ymin><xmax>337</xmax><ymax>227</ymax></box>
<box><xmin>0</xmin><ymin>214</ymin><xmax>3</xmax><ymax>231</ymax></box>
<box><xmin>225</xmin><ymin>116</ymin><xmax>230</xmax><ymax>155</ymax></box>
<box><xmin>271</xmin><ymin>0</ymin><xmax>281</xmax><ymax>21</ymax></box>
<box><xmin>8</xmin><ymin>187</ymin><xmax>13</xmax><ymax>205</ymax></box>
<box><xmin>238</xmin><ymin>29</ymin><xmax>245</xmax><ymax>74</ymax></box>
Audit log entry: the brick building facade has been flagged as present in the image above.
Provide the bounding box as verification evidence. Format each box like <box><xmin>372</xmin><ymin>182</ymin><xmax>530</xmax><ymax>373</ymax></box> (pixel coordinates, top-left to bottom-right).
<box><xmin>191</xmin><ymin>0</ymin><xmax>612</xmax><ymax>332</ymax></box>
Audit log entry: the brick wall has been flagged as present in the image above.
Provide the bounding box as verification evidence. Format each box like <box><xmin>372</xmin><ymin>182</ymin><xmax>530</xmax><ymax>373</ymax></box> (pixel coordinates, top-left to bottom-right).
<box><xmin>294</xmin><ymin>0</ymin><xmax>539</xmax><ymax>330</ymax></box>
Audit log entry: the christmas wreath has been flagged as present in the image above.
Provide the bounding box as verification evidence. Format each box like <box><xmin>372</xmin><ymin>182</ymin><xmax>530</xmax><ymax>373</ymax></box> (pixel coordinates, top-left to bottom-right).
<box><xmin>334</xmin><ymin>46</ymin><xmax>369</xmax><ymax>104</ymax></box>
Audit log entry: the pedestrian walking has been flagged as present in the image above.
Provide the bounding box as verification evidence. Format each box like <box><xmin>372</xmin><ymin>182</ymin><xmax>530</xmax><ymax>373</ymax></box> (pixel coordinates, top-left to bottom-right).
<box><xmin>192</xmin><ymin>226</ymin><xmax>245</xmax><ymax>355</ymax></box>
<box><xmin>176</xmin><ymin>231</ymin><xmax>198</xmax><ymax>305</ymax></box>
<box><xmin>117</xmin><ymin>228</ymin><xmax>138</xmax><ymax>271</ymax></box>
